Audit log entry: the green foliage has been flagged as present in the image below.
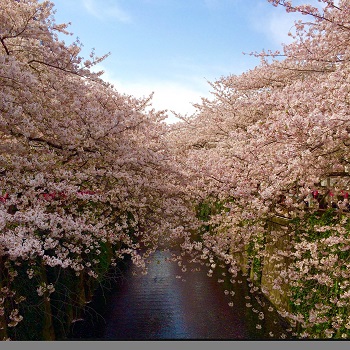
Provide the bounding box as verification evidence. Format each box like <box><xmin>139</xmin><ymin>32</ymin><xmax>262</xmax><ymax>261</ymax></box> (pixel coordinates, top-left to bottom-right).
<box><xmin>195</xmin><ymin>198</ymin><xmax>230</xmax><ymax>236</ymax></box>
<box><xmin>0</xmin><ymin>235</ymin><xmax>122</xmax><ymax>340</ymax></box>
<box><xmin>5</xmin><ymin>262</ymin><xmax>44</xmax><ymax>340</ymax></box>
<box><xmin>196</xmin><ymin>198</ymin><xmax>229</xmax><ymax>221</ymax></box>
<box><xmin>288</xmin><ymin>209</ymin><xmax>350</xmax><ymax>339</ymax></box>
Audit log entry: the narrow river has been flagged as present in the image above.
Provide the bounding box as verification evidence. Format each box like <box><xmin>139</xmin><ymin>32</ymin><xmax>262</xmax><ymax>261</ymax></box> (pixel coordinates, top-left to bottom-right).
<box><xmin>69</xmin><ymin>249</ymin><xmax>292</xmax><ymax>340</ymax></box>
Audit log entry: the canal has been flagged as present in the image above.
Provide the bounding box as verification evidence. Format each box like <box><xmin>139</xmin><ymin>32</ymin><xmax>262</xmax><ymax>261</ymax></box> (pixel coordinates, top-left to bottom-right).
<box><xmin>69</xmin><ymin>249</ymin><xmax>293</xmax><ymax>340</ymax></box>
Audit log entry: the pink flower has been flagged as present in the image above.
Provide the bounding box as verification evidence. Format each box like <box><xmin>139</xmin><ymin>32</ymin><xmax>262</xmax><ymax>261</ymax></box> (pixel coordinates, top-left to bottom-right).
<box><xmin>0</xmin><ymin>193</ymin><xmax>9</xmax><ymax>203</ymax></box>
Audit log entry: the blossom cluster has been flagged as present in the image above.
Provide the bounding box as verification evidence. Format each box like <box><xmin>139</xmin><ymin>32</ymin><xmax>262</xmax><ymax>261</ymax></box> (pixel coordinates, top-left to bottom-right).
<box><xmin>166</xmin><ymin>0</ymin><xmax>350</xmax><ymax>339</ymax></box>
<box><xmin>0</xmin><ymin>0</ymin><xmax>198</xmax><ymax>339</ymax></box>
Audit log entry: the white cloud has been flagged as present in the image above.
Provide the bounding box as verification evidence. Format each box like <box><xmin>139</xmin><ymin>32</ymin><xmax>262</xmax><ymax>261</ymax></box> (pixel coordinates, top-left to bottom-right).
<box><xmin>97</xmin><ymin>68</ymin><xmax>211</xmax><ymax>123</ymax></box>
<box><xmin>116</xmin><ymin>80</ymin><xmax>210</xmax><ymax>123</ymax></box>
<box><xmin>266</xmin><ymin>12</ymin><xmax>299</xmax><ymax>46</ymax></box>
<box><xmin>250</xmin><ymin>5</ymin><xmax>299</xmax><ymax>46</ymax></box>
<box><xmin>81</xmin><ymin>0</ymin><xmax>131</xmax><ymax>23</ymax></box>
<box><xmin>251</xmin><ymin>0</ymin><xmax>330</xmax><ymax>47</ymax></box>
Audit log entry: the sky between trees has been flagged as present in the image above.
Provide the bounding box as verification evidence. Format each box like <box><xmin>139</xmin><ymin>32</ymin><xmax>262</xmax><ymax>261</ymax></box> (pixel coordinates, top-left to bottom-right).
<box><xmin>52</xmin><ymin>0</ymin><xmax>325</xmax><ymax>121</ymax></box>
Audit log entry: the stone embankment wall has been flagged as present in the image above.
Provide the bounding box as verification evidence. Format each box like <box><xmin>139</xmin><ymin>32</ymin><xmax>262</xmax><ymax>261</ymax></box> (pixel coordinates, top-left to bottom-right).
<box><xmin>260</xmin><ymin>216</ymin><xmax>291</xmax><ymax>313</ymax></box>
<box><xmin>230</xmin><ymin>216</ymin><xmax>292</xmax><ymax>313</ymax></box>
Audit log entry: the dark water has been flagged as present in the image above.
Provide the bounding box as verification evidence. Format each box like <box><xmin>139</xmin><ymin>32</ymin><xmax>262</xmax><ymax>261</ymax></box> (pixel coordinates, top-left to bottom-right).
<box><xmin>70</xmin><ymin>249</ymin><xmax>292</xmax><ymax>340</ymax></box>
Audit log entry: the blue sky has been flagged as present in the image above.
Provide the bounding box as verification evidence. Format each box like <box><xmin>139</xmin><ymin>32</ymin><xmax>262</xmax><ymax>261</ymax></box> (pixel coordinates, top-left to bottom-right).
<box><xmin>53</xmin><ymin>0</ymin><xmax>316</xmax><ymax>122</ymax></box>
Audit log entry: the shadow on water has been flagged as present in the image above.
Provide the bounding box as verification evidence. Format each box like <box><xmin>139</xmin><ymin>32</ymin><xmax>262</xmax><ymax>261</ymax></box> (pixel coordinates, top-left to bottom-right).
<box><xmin>69</xmin><ymin>249</ymin><xmax>293</xmax><ymax>340</ymax></box>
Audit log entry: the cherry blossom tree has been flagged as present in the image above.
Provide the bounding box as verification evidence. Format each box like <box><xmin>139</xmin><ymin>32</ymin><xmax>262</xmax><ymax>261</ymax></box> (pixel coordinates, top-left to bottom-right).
<box><xmin>3</xmin><ymin>0</ymin><xmax>350</xmax><ymax>341</ymax></box>
<box><xmin>0</xmin><ymin>0</ymin><xmax>197</xmax><ymax>339</ymax></box>
<box><xmin>168</xmin><ymin>0</ymin><xmax>350</xmax><ymax>339</ymax></box>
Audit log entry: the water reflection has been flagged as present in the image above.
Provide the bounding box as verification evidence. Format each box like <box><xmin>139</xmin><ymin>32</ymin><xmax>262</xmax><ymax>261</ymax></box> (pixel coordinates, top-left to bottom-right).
<box><xmin>70</xmin><ymin>249</ymin><xmax>292</xmax><ymax>340</ymax></box>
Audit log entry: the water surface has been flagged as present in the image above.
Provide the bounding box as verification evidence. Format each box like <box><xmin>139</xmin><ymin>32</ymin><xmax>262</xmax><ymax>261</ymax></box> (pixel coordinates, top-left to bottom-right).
<box><xmin>70</xmin><ymin>249</ymin><xmax>291</xmax><ymax>340</ymax></box>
